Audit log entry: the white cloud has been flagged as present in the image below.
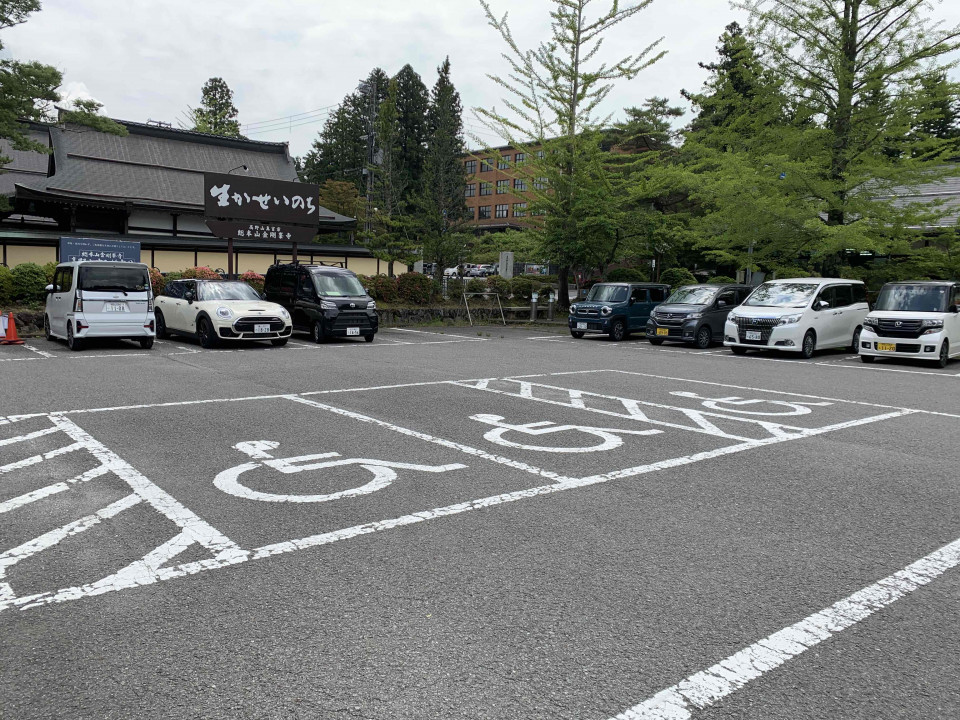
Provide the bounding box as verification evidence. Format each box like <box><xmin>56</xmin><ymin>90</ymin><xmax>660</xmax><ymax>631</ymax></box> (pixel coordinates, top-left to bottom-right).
<box><xmin>2</xmin><ymin>0</ymin><xmax>959</xmax><ymax>156</ymax></box>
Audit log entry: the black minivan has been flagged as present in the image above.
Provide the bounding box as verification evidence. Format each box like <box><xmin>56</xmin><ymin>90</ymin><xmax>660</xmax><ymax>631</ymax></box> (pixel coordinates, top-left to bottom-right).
<box><xmin>646</xmin><ymin>284</ymin><xmax>752</xmax><ymax>348</ymax></box>
<box><xmin>264</xmin><ymin>263</ymin><xmax>378</xmax><ymax>343</ymax></box>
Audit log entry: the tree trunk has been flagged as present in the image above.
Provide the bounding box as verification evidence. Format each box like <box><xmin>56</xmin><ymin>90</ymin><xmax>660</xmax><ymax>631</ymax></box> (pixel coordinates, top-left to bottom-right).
<box><xmin>556</xmin><ymin>266</ymin><xmax>571</xmax><ymax>309</ymax></box>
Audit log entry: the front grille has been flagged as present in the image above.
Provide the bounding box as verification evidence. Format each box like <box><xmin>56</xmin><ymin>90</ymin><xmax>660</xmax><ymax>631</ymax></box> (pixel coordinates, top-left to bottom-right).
<box><xmin>896</xmin><ymin>343</ymin><xmax>921</xmax><ymax>353</ymax></box>
<box><xmin>575</xmin><ymin>308</ymin><xmax>600</xmax><ymax>318</ymax></box>
<box><xmin>653</xmin><ymin>313</ymin><xmax>687</xmax><ymax>326</ymax></box>
<box><xmin>234</xmin><ymin>316</ymin><xmax>284</xmax><ymax>332</ymax></box>
<box><xmin>874</xmin><ymin>319</ymin><xmax>924</xmax><ymax>339</ymax></box>
<box><xmin>734</xmin><ymin>316</ymin><xmax>778</xmax><ymax>344</ymax></box>
<box><xmin>333</xmin><ymin>310</ymin><xmax>373</xmax><ymax>331</ymax></box>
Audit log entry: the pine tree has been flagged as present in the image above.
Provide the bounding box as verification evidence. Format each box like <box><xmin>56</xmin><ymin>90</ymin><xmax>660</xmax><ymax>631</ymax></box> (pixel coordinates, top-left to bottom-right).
<box><xmin>189</xmin><ymin>77</ymin><xmax>242</xmax><ymax>137</ymax></box>
<box><xmin>392</xmin><ymin>64</ymin><xmax>429</xmax><ymax>213</ymax></box>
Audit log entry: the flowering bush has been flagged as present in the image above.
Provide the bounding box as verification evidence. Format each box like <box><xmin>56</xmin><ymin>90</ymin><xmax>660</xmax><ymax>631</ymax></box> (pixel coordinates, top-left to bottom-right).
<box><xmin>240</xmin><ymin>270</ymin><xmax>265</xmax><ymax>294</ymax></box>
<box><xmin>364</xmin><ymin>274</ymin><xmax>399</xmax><ymax>303</ymax></box>
<box><xmin>397</xmin><ymin>272</ymin><xmax>433</xmax><ymax>305</ymax></box>
<box><xmin>180</xmin><ymin>266</ymin><xmax>222</xmax><ymax>280</ymax></box>
<box><xmin>149</xmin><ymin>267</ymin><xmax>165</xmax><ymax>296</ymax></box>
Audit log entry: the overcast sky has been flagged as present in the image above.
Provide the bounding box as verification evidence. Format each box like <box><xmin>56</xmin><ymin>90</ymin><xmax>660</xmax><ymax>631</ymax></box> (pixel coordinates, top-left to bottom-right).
<box><xmin>4</xmin><ymin>0</ymin><xmax>960</xmax><ymax>158</ymax></box>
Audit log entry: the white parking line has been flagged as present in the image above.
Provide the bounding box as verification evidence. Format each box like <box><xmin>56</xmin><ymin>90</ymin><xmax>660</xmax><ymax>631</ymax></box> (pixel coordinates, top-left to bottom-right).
<box><xmin>21</xmin><ymin>343</ymin><xmax>54</xmax><ymax>358</ymax></box>
<box><xmin>609</xmin><ymin>531</ymin><xmax>960</xmax><ymax>720</ymax></box>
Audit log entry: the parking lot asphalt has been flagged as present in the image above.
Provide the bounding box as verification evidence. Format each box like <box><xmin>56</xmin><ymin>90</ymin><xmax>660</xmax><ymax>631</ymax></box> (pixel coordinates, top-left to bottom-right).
<box><xmin>1</xmin><ymin>325</ymin><xmax>958</xmax><ymax>720</ymax></box>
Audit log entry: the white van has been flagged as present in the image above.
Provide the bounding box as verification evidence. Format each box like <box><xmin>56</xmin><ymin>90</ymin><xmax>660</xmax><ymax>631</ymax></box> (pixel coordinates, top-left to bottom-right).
<box><xmin>724</xmin><ymin>277</ymin><xmax>869</xmax><ymax>358</ymax></box>
<box><xmin>859</xmin><ymin>281</ymin><xmax>960</xmax><ymax>367</ymax></box>
<box><xmin>44</xmin><ymin>261</ymin><xmax>155</xmax><ymax>351</ymax></box>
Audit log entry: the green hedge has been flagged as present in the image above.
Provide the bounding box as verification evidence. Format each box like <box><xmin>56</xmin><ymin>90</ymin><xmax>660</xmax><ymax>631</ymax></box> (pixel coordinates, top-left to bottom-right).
<box><xmin>397</xmin><ymin>272</ymin><xmax>433</xmax><ymax>304</ymax></box>
<box><xmin>12</xmin><ymin>263</ymin><xmax>48</xmax><ymax>304</ymax></box>
<box><xmin>658</xmin><ymin>267</ymin><xmax>698</xmax><ymax>288</ymax></box>
<box><xmin>0</xmin><ymin>266</ymin><xmax>13</xmax><ymax>306</ymax></box>
<box><xmin>709</xmin><ymin>275</ymin><xmax>737</xmax><ymax>284</ymax></box>
<box><xmin>510</xmin><ymin>276</ymin><xmax>543</xmax><ymax>301</ymax></box>
<box><xmin>486</xmin><ymin>275</ymin><xmax>509</xmax><ymax>296</ymax></box>
<box><xmin>606</xmin><ymin>267</ymin><xmax>650</xmax><ymax>282</ymax></box>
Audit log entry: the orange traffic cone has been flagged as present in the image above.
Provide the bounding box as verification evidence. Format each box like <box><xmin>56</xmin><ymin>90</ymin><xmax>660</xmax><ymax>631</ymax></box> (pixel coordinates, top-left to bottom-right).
<box><xmin>1</xmin><ymin>312</ymin><xmax>24</xmax><ymax>345</ymax></box>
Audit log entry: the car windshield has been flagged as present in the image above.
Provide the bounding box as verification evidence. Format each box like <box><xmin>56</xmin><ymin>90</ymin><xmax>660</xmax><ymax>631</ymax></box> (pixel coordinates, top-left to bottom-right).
<box><xmin>313</xmin><ymin>272</ymin><xmax>365</xmax><ymax>297</ymax></box>
<box><xmin>874</xmin><ymin>284</ymin><xmax>949</xmax><ymax>313</ymax></box>
<box><xmin>78</xmin><ymin>265</ymin><xmax>149</xmax><ymax>293</ymax></box>
<box><xmin>743</xmin><ymin>282</ymin><xmax>818</xmax><ymax>308</ymax></box>
<box><xmin>586</xmin><ymin>285</ymin><xmax>628</xmax><ymax>303</ymax></box>
<box><xmin>665</xmin><ymin>286</ymin><xmax>717</xmax><ymax>305</ymax></box>
<box><xmin>199</xmin><ymin>282</ymin><xmax>261</xmax><ymax>302</ymax></box>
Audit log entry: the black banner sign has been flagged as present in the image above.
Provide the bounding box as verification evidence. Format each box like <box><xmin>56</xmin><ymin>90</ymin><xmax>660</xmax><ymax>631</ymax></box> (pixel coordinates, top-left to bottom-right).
<box><xmin>205</xmin><ymin>220</ymin><xmax>317</xmax><ymax>245</ymax></box>
<box><xmin>203</xmin><ymin>172</ymin><xmax>321</xmax><ymax>226</ymax></box>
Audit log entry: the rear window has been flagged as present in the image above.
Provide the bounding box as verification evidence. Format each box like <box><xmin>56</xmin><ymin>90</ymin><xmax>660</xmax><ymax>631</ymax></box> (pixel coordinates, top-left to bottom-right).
<box><xmin>78</xmin><ymin>265</ymin><xmax>149</xmax><ymax>293</ymax></box>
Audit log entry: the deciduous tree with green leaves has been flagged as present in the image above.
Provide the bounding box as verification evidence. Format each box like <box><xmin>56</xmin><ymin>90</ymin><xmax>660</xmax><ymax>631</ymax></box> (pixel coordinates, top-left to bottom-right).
<box><xmin>189</xmin><ymin>77</ymin><xmax>243</xmax><ymax>138</ymax></box>
<box><xmin>475</xmin><ymin>0</ymin><xmax>665</xmax><ymax>309</ymax></box>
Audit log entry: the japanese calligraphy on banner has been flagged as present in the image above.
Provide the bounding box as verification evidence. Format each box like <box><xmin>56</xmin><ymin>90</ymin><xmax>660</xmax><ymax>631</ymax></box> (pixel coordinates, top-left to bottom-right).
<box><xmin>204</xmin><ymin>221</ymin><xmax>318</xmax><ymax>245</ymax></box>
<box><xmin>203</xmin><ymin>172</ymin><xmax>321</xmax><ymax>226</ymax></box>
<box><xmin>60</xmin><ymin>237</ymin><xmax>141</xmax><ymax>263</ymax></box>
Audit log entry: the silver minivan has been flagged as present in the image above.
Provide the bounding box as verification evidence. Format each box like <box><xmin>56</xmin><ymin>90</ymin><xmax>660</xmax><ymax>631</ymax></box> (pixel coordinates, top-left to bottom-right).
<box><xmin>44</xmin><ymin>261</ymin><xmax>155</xmax><ymax>351</ymax></box>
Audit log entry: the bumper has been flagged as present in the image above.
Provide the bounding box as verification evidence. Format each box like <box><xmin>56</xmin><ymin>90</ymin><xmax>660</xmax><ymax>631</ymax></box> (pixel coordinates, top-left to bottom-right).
<box><xmin>859</xmin><ymin>329</ymin><xmax>944</xmax><ymax>360</ymax></box>
<box><xmin>723</xmin><ymin>321</ymin><xmax>805</xmax><ymax>351</ymax></box>
<box><xmin>71</xmin><ymin>314</ymin><xmax>155</xmax><ymax>339</ymax></box>
<box><xmin>218</xmin><ymin>324</ymin><xmax>293</xmax><ymax>340</ymax></box>
<box><xmin>323</xmin><ymin>313</ymin><xmax>378</xmax><ymax>338</ymax></box>
<box><xmin>569</xmin><ymin>316</ymin><xmax>612</xmax><ymax>334</ymax></box>
<box><xmin>646</xmin><ymin>319</ymin><xmax>698</xmax><ymax>342</ymax></box>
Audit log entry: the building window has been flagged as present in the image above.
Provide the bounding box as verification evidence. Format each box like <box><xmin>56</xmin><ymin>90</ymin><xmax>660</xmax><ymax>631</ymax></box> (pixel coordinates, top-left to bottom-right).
<box><xmin>536</xmin><ymin>150</ymin><xmax>545</xmax><ymax>159</ymax></box>
<box><xmin>495</xmin><ymin>204</ymin><xmax>509</xmax><ymax>219</ymax></box>
<box><xmin>534</xmin><ymin>177</ymin><xmax>548</xmax><ymax>190</ymax></box>
<box><xmin>513</xmin><ymin>178</ymin><xmax>527</xmax><ymax>192</ymax></box>
<box><xmin>479</xmin><ymin>182</ymin><xmax>492</xmax><ymax>196</ymax></box>
<box><xmin>497</xmin><ymin>154</ymin><xmax>511</xmax><ymax>169</ymax></box>
<box><xmin>464</xmin><ymin>183</ymin><xmax>476</xmax><ymax>197</ymax></box>
<box><xmin>480</xmin><ymin>158</ymin><xmax>494</xmax><ymax>172</ymax></box>
<box><xmin>478</xmin><ymin>205</ymin><xmax>491</xmax><ymax>220</ymax></box>
<box><xmin>496</xmin><ymin>179</ymin><xmax>509</xmax><ymax>194</ymax></box>
<box><xmin>514</xmin><ymin>152</ymin><xmax>526</xmax><ymax>164</ymax></box>
<box><xmin>531</xmin><ymin>208</ymin><xmax>545</xmax><ymax>216</ymax></box>
<box><xmin>513</xmin><ymin>202</ymin><xmax>527</xmax><ymax>217</ymax></box>
<box><xmin>464</xmin><ymin>159</ymin><xmax>477</xmax><ymax>174</ymax></box>
<box><xmin>468</xmin><ymin>207</ymin><xmax>476</xmax><ymax>219</ymax></box>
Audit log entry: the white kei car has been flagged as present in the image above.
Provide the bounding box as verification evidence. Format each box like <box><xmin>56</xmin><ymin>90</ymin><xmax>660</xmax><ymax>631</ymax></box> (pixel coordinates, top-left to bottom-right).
<box><xmin>860</xmin><ymin>281</ymin><xmax>960</xmax><ymax>367</ymax></box>
<box><xmin>724</xmin><ymin>278</ymin><xmax>869</xmax><ymax>359</ymax></box>
<box><xmin>154</xmin><ymin>278</ymin><xmax>292</xmax><ymax>348</ymax></box>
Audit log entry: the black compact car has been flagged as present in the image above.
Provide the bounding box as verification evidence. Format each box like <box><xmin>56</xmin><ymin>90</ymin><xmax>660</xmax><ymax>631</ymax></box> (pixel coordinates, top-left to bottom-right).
<box><xmin>646</xmin><ymin>284</ymin><xmax>752</xmax><ymax>348</ymax></box>
<box><xmin>264</xmin><ymin>263</ymin><xmax>378</xmax><ymax>343</ymax></box>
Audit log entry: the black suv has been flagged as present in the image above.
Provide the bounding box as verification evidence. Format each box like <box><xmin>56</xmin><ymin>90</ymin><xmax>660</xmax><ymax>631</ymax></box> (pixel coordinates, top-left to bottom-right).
<box><xmin>646</xmin><ymin>284</ymin><xmax>752</xmax><ymax>348</ymax></box>
<box><xmin>264</xmin><ymin>263</ymin><xmax>378</xmax><ymax>343</ymax></box>
<box><xmin>568</xmin><ymin>283</ymin><xmax>670</xmax><ymax>341</ymax></box>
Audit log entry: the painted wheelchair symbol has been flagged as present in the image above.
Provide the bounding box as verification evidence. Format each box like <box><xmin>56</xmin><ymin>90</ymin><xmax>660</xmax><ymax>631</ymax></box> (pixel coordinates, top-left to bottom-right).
<box><xmin>470</xmin><ymin>414</ymin><xmax>661</xmax><ymax>453</ymax></box>
<box><xmin>214</xmin><ymin>441</ymin><xmax>467</xmax><ymax>503</ymax></box>
<box><xmin>669</xmin><ymin>391</ymin><xmax>833</xmax><ymax>416</ymax></box>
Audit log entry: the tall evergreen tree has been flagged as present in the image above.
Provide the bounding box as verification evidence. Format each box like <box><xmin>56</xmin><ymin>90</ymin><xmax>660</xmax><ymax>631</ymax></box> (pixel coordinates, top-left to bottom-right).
<box><xmin>189</xmin><ymin>77</ymin><xmax>242</xmax><ymax>137</ymax></box>
<box><xmin>392</xmin><ymin>64</ymin><xmax>429</xmax><ymax>212</ymax></box>
<box><xmin>418</xmin><ymin>57</ymin><xmax>470</xmax><ymax>281</ymax></box>
<box><xmin>476</xmin><ymin>0</ymin><xmax>664</xmax><ymax>308</ymax></box>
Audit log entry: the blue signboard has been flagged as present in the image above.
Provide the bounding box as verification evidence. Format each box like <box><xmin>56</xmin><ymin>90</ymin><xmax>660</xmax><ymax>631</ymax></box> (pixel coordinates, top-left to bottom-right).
<box><xmin>59</xmin><ymin>237</ymin><xmax>141</xmax><ymax>263</ymax></box>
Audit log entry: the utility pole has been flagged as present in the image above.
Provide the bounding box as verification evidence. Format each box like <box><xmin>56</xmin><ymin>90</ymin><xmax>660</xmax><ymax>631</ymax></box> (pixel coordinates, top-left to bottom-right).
<box><xmin>358</xmin><ymin>77</ymin><xmax>378</xmax><ymax>239</ymax></box>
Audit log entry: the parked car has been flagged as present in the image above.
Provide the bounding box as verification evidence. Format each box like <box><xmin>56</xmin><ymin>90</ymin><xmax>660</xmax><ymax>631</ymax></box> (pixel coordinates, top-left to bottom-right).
<box><xmin>724</xmin><ymin>278</ymin><xmax>868</xmax><ymax>359</ymax></box>
<box><xmin>44</xmin><ymin>261</ymin><xmax>155</xmax><ymax>351</ymax></box>
<box><xmin>568</xmin><ymin>283</ymin><xmax>670</xmax><ymax>341</ymax></box>
<box><xmin>443</xmin><ymin>266</ymin><xmax>460</xmax><ymax>278</ymax></box>
<box><xmin>646</xmin><ymin>284</ymin><xmax>752</xmax><ymax>348</ymax></box>
<box><xmin>859</xmin><ymin>281</ymin><xmax>960</xmax><ymax>367</ymax></box>
<box><xmin>155</xmin><ymin>279</ymin><xmax>291</xmax><ymax>348</ymax></box>
<box><xmin>466</xmin><ymin>264</ymin><xmax>494</xmax><ymax>277</ymax></box>
<box><xmin>264</xmin><ymin>263</ymin><xmax>378</xmax><ymax>343</ymax></box>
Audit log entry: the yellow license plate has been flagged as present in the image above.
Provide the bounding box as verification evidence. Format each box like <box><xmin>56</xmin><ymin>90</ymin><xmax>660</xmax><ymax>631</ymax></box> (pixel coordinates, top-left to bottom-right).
<box><xmin>876</xmin><ymin>342</ymin><xmax>896</xmax><ymax>352</ymax></box>
<box><xmin>656</xmin><ymin>328</ymin><xmax>669</xmax><ymax>336</ymax></box>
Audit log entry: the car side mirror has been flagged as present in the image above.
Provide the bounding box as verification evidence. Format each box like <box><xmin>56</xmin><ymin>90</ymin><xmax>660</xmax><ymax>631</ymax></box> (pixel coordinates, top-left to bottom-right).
<box><xmin>45</xmin><ymin>284</ymin><xmax>54</xmax><ymax>293</ymax></box>
<box><xmin>717</xmin><ymin>299</ymin><xmax>728</xmax><ymax>307</ymax></box>
<box><xmin>949</xmin><ymin>303</ymin><xmax>959</xmax><ymax>313</ymax></box>
<box><xmin>260</xmin><ymin>292</ymin><xmax>267</xmax><ymax>300</ymax></box>
<box><xmin>628</xmin><ymin>297</ymin><xmax>635</xmax><ymax>306</ymax></box>
<box><xmin>185</xmin><ymin>291</ymin><xmax>195</xmax><ymax>303</ymax></box>
<box><xmin>817</xmin><ymin>300</ymin><xmax>830</xmax><ymax>310</ymax></box>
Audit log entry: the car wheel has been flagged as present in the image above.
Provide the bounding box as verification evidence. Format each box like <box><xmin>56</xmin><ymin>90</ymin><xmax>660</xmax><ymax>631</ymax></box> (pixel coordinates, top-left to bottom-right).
<box><xmin>648</xmin><ymin>337</ymin><xmax>664</xmax><ymax>346</ymax></box>
<box><xmin>861</xmin><ymin>354</ymin><xmax>876</xmax><ymax>363</ymax></box>
<box><xmin>154</xmin><ymin>310</ymin><xmax>168</xmax><ymax>339</ymax></box>
<box><xmin>364</xmin><ymin>334</ymin><xmax>374</xmax><ymax>343</ymax></box>
<box><xmin>937</xmin><ymin>340</ymin><xmax>950</xmax><ymax>368</ymax></box>
<box><xmin>310</xmin><ymin>320</ymin><xmax>325</xmax><ymax>344</ymax></box>
<box><xmin>570</xmin><ymin>331</ymin><xmax>585</xmax><ymax>339</ymax></box>
<box><xmin>271</xmin><ymin>338</ymin><xmax>288</xmax><ymax>347</ymax></box>
<box><xmin>609</xmin><ymin>319</ymin><xmax>626</xmax><ymax>342</ymax></box>
<box><xmin>850</xmin><ymin>326</ymin><xmax>862</xmax><ymax>353</ymax></box>
<box><xmin>43</xmin><ymin>314</ymin><xmax>53</xmax><ymax>341</ymax></box>
<box><xmin>731</xmin><ymin>346</ymin><xmax>747</xmax><ymax>355</ymax></box>
<box><xmin>139</xmin><ymin>337</ymin><xmax>155</xmax><ymax>350</ymax></box>
<box><xmin>800</xmin><ymin>330</ymin><xmax>816</xmax><ymax>359</ymax></box>
<box><xmin>694</xmin><ymin>326</ymin><xmax>712</xmax><ymax>349</ymax></box>
<box><xmin>66</xmin><ymin>322</ymin><xmax>83</xmax><ymax>351</ymax></box>
<box><xmin>198</xmin><ymin>318</ymin><xmax>218</xmax><ymax>349</ymax></box>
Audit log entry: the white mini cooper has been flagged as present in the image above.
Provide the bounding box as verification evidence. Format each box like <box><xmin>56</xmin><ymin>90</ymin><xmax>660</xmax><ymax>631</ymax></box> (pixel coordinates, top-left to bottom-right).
<box><xmin>154</xmin><ymin>279</ymin><xmax>292</xmax><ymax>348</ymax></box>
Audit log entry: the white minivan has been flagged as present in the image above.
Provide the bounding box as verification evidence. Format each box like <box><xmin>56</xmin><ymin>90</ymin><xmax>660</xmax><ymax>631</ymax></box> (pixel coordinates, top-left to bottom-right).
<box><xmin>724</xmin><ymin>277</ymin><xmax>869</xmax><ymax>358</ymax></box>
<box><xmin>860</xmin><ymin>281</ymin><xmax>960</xmax><ymax>367</ymax></box>
<box><xmin>44</xmin><ymin>261</ymin><xmax>155</xmax><ymax>351</ymax></box>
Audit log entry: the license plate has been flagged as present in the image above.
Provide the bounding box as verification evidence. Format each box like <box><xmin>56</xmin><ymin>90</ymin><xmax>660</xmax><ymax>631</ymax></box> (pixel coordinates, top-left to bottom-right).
<box><xmin>576</xmin><ymin>322</ymin><xmax>587</xmax><ymax>330</ymax></box>
<box><xmin>346</xmin><ymin>327</ymin><xmax>360</xmax><ymax>336</ymax></box>
<box><xmin>656</xmin><ymin>328</ymin><xmax>669</xmax><ymax>336</ymax></box>
<box><xmin>254</xmin><ymin>323</ymin><xmax>271</xmax><ymax>334</ymax></box>
<box><xmin>876</xmin><ymin>342</ymin><xmax>896</xmax><ymax>352</ymax></box>
<box><xmin>746</xmin><ymin>331</ymin><xmax>762</xmax><ymax>341</ymax></box>
<box><xmin>105</xmin><ymin>303</ymin><xmax>127</xmax><ymax>312</ymax></box>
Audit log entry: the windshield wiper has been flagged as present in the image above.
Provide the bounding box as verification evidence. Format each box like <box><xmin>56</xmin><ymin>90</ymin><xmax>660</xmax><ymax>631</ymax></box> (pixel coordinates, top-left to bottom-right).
<box><xmin>84</xmin><ymin>285</ymin><xmax>130</xmax><ymax>295</ymax></box>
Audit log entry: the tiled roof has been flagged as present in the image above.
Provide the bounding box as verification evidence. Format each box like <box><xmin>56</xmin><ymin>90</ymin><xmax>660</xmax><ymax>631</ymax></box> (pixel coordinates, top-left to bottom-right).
<box><xmin>0</xmin><ymin>124</ymin><xmax>51</xmax><ymax>197</ymax></box>
<box><xmin>884</xmin><ymin>172</ymin><xmax>960</xmax><ymax>228</ymax></box>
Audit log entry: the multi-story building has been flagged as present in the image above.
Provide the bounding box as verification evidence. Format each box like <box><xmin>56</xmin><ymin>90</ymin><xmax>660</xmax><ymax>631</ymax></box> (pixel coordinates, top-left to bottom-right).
<box><xmin>462</xmin><ymin>144</ymin><xmax>544</xmax><ymax>232</ymax></box>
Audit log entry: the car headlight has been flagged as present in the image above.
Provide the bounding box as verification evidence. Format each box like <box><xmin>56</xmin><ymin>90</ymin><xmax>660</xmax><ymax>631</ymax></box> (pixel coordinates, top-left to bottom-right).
<box><xmin>727</xmin><ymin>311</ymin><xmax>739</xmax><ymax>321</ymax></box>
<box><xmin>278</xmin><ymin>307</ymin><xmax>290</xmax><ymax>319</ymax></box>
<box><xmin>216</xmin><ymin>306</ymin><xmax>232</xmax><ymax>319</ymax></box>
<box><xmin>570</xmin><ymin>304</ymin><xmax>578</xmax><ymax>313</ymax></box>
<box><xmin>367</xmin><ymin>300</ymin><xmax>377</xmax><ymax>310</ymax></box>
<box><xmin>863</xmin><ymin>316</ymin><xmax>878</xmax><ymax>327</ymax></box>
<box><xmin>921</xmin><ymin>319</ymin><xmax>943</xmax><ymax>334</ymax></box>
<box><xmin>778</xmin><ymin>314</ymin><xmax>802</xmax><ymax>325</ymax></box>
<box><xmin>686</xmin><ymin>312</ymin><xmax>702</xmax><ymax>320</ymax></box>
<box><xmin>601</xmin><ymin>306</ymin><xmax>612</xmax><ymax>316</ymax></box>
<box><xmin>320</xmin><ymin>300</ymin><xmax>337</xmax><ymax>311</ymax></box>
